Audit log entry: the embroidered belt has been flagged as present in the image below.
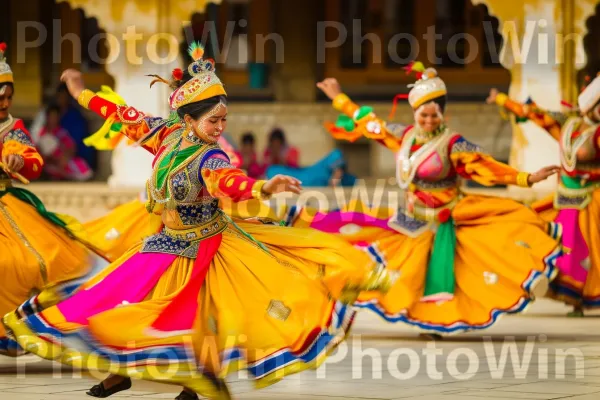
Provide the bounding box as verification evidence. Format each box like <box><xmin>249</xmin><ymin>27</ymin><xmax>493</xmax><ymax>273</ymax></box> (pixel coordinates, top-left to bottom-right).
<box><xmin>554</xmin><ymin>183</ymin><xmax>600</xmax><ymax>210</ymax></box>
<box><xmin>388</xmin><ymin>199</ymin><xmax>458</xmax><ymax>238</ymax></box>
<box><xmin>409</xmin><ymin>198</ymin><xmax>458</xmax><ymax>222</ymax></box>
<box><xmin>163</xmin><ymin>212</ymin><xmax>228</xmax><ymax>241</ymax></box>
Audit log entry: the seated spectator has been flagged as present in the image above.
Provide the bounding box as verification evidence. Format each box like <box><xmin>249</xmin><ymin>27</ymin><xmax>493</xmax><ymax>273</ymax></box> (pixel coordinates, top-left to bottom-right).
<box><xmin>56</xmin><ymin>83</ymin><xmax>96</xmax><ymax>169</ymax></box>
<box><xmin>263</xmin><ymin>128</ymin><xmax>299</xmax><ymax>169</ymax></box>
<box><xmin>239</xmin><ymin>132</ymin><xmax>263</xmax><ymax>178</ymax></box>
<box><xmin>38</xmin><ymin>105</ymin><xmax>93</xmax><ymax>181</ymax></box>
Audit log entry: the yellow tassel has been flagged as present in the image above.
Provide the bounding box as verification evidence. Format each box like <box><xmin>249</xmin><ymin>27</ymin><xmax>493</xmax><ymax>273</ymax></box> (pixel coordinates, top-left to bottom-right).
<box><xmin>97</xmin><ymin>86</ymin><xmax>126</xmax><ymax>105</ymax></box>
<box><xmin>83</xmin><ymin>115</ymin><xmax>123</xmax><ymax>150</ymax></box>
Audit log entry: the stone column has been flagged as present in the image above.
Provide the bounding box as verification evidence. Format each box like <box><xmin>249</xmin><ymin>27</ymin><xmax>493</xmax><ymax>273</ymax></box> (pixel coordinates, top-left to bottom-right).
<box><xmin>58</xmin><ymin>0</ymin><xmax>221</xmax><ymax>188</ymax></box>
<box><xmin>472</xmin><ymin>0</ymin><xmax>597</xmax><ymax>195</ymax></box>
<box><xmin>10</xmin><ymin>0</ymin><xmax>42</xmax><ymax>118</ymax></box>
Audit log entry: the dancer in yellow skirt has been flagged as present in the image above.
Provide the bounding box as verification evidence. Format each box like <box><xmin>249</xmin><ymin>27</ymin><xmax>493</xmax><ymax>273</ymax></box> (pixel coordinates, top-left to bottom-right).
<box><xmin>488</xmin><ymin>77</ymin><xmax>600</xmax><ymax>316</ymax></box>
<box><xmin>4</xmin><ymin>44</ymin><xmax>391</xmax><ymax>400</ymax></box>
<box><xmin>81</xmin><ymin>88</ymin><xmax>244</xmax><ymax>263</ymax></box>
<box><xmin>284</xmin><ymin>62</ymin><xmax>563</xmax><ymax>337</ymax></box>
<box><xmin>0</xmin><ymin>43</ymin><xmax>107</xmax><ymax>355</ymax></box>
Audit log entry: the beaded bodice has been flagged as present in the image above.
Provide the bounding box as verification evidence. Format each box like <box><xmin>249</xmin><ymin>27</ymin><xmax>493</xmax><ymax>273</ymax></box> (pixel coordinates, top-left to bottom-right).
<box><xmin>147</xmin><ymin>136</ymin><xmax>224</xmax><ymax>229</ymax></box>
<box><xmin>554</xmin><ymin>117</ymin><xmax>600</xmax><ymax>210</ymax></box>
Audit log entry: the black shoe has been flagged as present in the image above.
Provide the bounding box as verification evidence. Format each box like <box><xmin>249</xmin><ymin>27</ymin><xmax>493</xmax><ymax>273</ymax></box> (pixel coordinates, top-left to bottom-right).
<box><xmin>86</xmin><ymin>378</ymin><xmax>132</xmax><ymax>398</ymax></box>
<box><xmin>175</xmin><ymin>390</ymin><xmax>199</xmax><ymax>400</ymax></box>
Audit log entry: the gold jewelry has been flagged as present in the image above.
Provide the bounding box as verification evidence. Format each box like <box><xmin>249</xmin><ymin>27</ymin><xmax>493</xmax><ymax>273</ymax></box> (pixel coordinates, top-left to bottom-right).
<box><xmin>517</xmin><ymin>172</ymin><xmax>531</xmax><ymax>187</ymax></box>
<box><xmin>251</xmin><ymin>180</ymin><xmax>272</xmax><ymax>200</ymax></box>
<box><xmin>333</xmin><ymin>93</ymin><xmax>350</xmax><ymax>111</ymax></box>
<box><xmin>77</xmin><ymin>89</ymin><xmax>95</xmax><ymax>109</ymax></box>
<box><xmin>184</xmin><ymin>127</ymin><xmax>203</xmax><ymax>144</ymax></box>
<box><xmin>495</xmin><ymin>93</ymin><xmax>508</xmax><ymax>107</ymax></box>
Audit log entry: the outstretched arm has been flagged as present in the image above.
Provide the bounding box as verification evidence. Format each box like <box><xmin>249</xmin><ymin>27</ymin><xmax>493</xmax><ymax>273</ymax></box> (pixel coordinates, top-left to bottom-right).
<box><xmin>317</xmin><ymin>78</ymin><xmax>404</xmax><ymax>151</ymax></box>
<box><xmin>449</xmin><ymin>135</ymin><xmax>559</xmax><ymax>187</ymax></box>
<box><xmin>487</xmin><ymin>88</ymin><xmax>563</xmax><ymax>141</ymax></box>
<box><xmin>1</xmin><ymin>120</ymin><xmax>43</xmax><ymax>181</ymax></box>
<box><xmin>62</xmin><ymin>69</ymin><xmax>171</xmax><ymax>154</ymax></box>
<box><xmin>201</xmin><ymin>152</ymin><xmax>301</xmax><ymax>203</ymax></box>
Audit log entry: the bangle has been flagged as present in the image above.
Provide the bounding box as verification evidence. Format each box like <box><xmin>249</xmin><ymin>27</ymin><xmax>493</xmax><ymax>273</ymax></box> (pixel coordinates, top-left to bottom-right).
<box><xmin>496</xmin><ymin>93</ymin><xmax>508</xmax><ymax>107</ymax></box>
<box><xmin>77</xmin><ymin>89</ymin><xmax>95</xmax><ymax>109</ymax></box>
<box><xmin>251</xmin><ymin>180</ymin><xmax>272</xmax><ymax>200</ymax></box>
<box><xmin>332</xmin><ymin>93</ymin><xmax>350</xmax><ymax>111</ymax></box>
<box><xmin>517</xmin><ymin>172</ymin><xmax>531</xmax><ymax>187</ymax></box>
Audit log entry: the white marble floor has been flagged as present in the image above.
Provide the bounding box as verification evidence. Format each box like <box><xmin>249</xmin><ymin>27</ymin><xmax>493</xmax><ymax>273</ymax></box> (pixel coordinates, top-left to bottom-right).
<box><xmin>1</xmin><ymin>300</ymin><xmax>599</xmax><ymax>400</ymax></box>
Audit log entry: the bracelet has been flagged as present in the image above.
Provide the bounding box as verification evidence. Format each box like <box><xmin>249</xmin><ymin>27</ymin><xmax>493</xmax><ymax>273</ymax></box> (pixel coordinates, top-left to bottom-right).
<box><xmin>516</xmin><ymin>172</ymin><xmax>531</xmax><ymax>187</ymax></box>
<box><xmin>495</xmin><ymin>93</ymin><xmax>508</xmax><ymax>107</ymax></box>
<box><xmin>77</xmin><ymin>89</ymin><xmax>95</xmax><ymax>109</ymax></box>
<box><xmin>251</xmin><ymin>180</ymin><xmax>272</xmax><ymax>200</ymax></box>
<box><xmin>332</xmin><ymin>93</ymin><xmax>350</xmax><ymax>111</ymax></box>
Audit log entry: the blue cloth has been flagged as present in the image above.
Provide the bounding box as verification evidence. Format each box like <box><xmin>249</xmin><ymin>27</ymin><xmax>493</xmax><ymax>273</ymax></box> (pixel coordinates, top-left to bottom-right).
<box><xmin>61</xmin><ymin>106</ymin><xmax>95</xmax><ymax>166</ymax></box>
<box><xmin>266</xmin><ymin>149</ymin><xmax>356</xmax><ymax>187</ymax></box>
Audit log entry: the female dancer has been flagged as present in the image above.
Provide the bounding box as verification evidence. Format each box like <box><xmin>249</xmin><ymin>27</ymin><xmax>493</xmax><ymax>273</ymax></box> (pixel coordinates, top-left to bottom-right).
<box><xmin>4</xmin><ymin>44</ymin><xmax>390</xmax><ymax>400</ymax></box>
<box><xmin>81</xmin><ymin>87</ymin><xmax>244</xmax><ymax>263</ymax></box>
<box><xmin>298</xmin><ymin>63</ymin><xmax>562</xmax><ymax>337</ymax></box>
<box><xmin>0</xmin><ymin>43</ymin><xmax>106</xmax><ymax>355</ymax></box>
<box><xmin>488</xmin><ymin>77</ymin><xmax>600</xmax><ymax>316</ymax></box>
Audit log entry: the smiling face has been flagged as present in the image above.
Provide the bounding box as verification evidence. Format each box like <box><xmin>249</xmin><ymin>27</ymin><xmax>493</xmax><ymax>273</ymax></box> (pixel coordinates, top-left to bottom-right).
<box><xmin>414</xmin><ymin>102</ymin><xmax>442</xmax><ymax>133</ymax></box>
<box><xmin>0</xmin><ymin>84</ymin><xmax>13</xmax><ymax>120</ymax></box>
<box><xmin>186</xmin><ymin>102</ymin><xmax>228</xmax><ymax>144</ymax></box>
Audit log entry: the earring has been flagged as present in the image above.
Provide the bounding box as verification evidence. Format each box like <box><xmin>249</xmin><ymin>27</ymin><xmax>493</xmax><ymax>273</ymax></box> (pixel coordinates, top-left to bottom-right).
<box><xmin>185</xmin><ymin>128</ymin><xmax>203</xmax><ymax>144</ymax></box>
<box><xmin>183</xmin><ymin>121</ymin><xmax>203</xmax><ymax>144</ymax></box>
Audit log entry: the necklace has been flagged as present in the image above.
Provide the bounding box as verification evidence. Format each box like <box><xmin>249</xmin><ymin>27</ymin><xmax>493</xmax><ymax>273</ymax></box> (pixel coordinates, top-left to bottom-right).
<box><xmin>413</xmin><ymin>124</ymin><xmax>445</xmax><ymax>143</ymax></box>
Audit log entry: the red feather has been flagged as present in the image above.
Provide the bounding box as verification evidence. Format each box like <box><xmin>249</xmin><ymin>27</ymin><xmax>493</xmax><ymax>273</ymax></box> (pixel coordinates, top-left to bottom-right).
<box><xmin>172</xmin><ymin>68</ymin><xmax>183</xmax><ymax>80</ymax></box>
<box><xmin>0</xmin><ymin>43</ymin><xmax>7</xmax><ymax>53</ymax></box>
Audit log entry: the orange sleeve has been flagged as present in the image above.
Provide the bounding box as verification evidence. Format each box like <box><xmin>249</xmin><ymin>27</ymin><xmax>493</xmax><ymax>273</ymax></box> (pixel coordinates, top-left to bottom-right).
<box><xmin>200</xmin><ymin>154</ymin><xmax>268</xmax><ymax>202</ymax></box>
<box><xmin>327</xmin><ymin>93</ymin><xmax>403</xmax><ymax>151</ymax></box>
<box><xmin>78</xmin><ymin>89</ymin><xmax>172</xmax><ymax>154</ymax></box>
<box><xmin>1</xmin><ymin>120</ymin><xmax>43</xmax><ymax>180</ymax></box>
<box><xmin>449</xmin><ymin>135</ymin><xmax>530</xmax><ymax>187</ymax></box>
<box><xmin>495</xmin><ymin>93</ymin><xmax>562</xmax><ymax>141</ymax></box>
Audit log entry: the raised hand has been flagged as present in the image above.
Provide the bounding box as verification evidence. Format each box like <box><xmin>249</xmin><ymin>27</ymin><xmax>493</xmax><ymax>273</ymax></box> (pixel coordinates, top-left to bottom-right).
<box><xmin>486</xmin><ymin>88</ymin><xmax>499</xmax><ymax>105</ymax></box>
<box><xmin>262</xmin><ymin>174</ymin><xmax>302</xmax><ymax>195</ymax></box>
<box><xmin>60</xmin><ymin>69</ymin><xmax>86</xmax><ymax>99</ymax></box>
<box><xmin>317</xmin><ymin>78</ymin><xmax>343</xmax><ymax>101</ymax></box>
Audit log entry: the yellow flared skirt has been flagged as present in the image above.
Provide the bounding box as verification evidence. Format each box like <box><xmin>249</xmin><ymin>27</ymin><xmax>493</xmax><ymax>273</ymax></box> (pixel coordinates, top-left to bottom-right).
<box><xmin>288</xmin><ymin>195</ymin><xmax>561</xmax><ymax>334</ymax></box>
<box><xmin>83</xmin><ymin>199</ymin><xmax>163</xmax><ymax>262</ymax></box>
<box><xmin>5</xmin><ymin>218</ymin><xmax>385</xmax><ymax>398</ymax></box>
<box><xmin>0</xmin><ymin>193</ymin><xmax>95</xmax><ymax>353</ymax></box>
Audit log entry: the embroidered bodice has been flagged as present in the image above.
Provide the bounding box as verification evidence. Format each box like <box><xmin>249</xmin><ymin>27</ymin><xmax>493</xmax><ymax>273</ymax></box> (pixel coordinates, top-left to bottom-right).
<box><xmin>147</xmin><ymin>134</ymin><xmax>231</xmax><ymax>229</ymax></box>
<box><xmin>559</xmin><ymin>117</ymin><xmax>600</xmax><ymax>178</ymax></box>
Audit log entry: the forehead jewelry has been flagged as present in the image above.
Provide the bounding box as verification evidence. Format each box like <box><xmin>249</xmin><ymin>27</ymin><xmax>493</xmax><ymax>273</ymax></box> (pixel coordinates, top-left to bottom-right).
<box><xmin>197</xmin><ymin>101</ymin><xmax>226</xmax><ymax>137</ymax></box>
